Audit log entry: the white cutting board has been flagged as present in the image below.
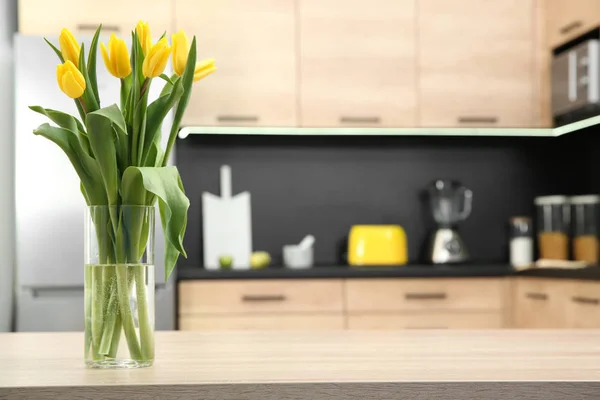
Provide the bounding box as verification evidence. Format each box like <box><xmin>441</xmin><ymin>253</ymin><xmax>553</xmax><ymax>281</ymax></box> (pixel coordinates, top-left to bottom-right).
<box><xmin>202</xmin><ymin>165</ymin><xmax>252</xmax><ymax>270</ymax></box>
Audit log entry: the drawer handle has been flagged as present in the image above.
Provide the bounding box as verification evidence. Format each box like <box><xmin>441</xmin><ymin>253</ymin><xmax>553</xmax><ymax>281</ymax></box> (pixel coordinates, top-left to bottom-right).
<box><xmin>242</xmin><ymin>294</ymin><xmax>286</xmax><ymax>302</ymax></box>
<box><xmin>339</xmin><ymin>116</ymin><xmax>381</xmax><ymax>124</ymax></box>
<box><xmin>572</xmin><ymin>296</ymin><xmax>599</xmax><ymax>305</ymax></box>
<box><xmin>560</xmin><ymin>20</ymin><xmax>583</xmax><ymax>35</ymax></box>
<box><xmin>405</xmin><ymin>327</ymin><xmax>448</xmax><ymax>330</ymax></box>
<box><xmin>458</xmin><ymin>116</ymin><xmax>498</xmax><ymax>124</ymax></box>
<box><xmin>525</xmin><ymin>292</ymin><xmax>548</xmax><ymax>301</ymax></box>
<box><xmin>77</xmin><ymin>23</ymin><xmax>120</xmax><ymax>33</ymax></box>
<box><xmin>405</xmin><ymin>292</ymin><xmax>447</xmax><ymax>300</ymax></box>
<box><xmin>217</xmin><ymin>115</ymin><xmax>259</xmax><ymax>123</ymax></box>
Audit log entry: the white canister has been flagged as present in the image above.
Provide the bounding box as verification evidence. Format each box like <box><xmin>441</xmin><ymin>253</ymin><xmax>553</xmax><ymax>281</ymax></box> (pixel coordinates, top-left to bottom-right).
<box><xmin>509</xmin><ymin>216</ymin><xmax>533</xmax><ymax>268</ymax></box>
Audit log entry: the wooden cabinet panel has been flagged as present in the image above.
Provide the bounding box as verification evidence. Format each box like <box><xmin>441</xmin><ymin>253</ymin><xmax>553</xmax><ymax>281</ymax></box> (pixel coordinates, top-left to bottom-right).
<box><xmin>299</xmin><ymin>0</ymin><xmax>417</xmax><ymax>127</ymax></box>
<box><xmin>345</xmin><ymin>278</ymin><xmax>505</xmax><ymax>312</ymax></box>
<box><xmin>175</xmin><ymin>0</ymin><xmax>297</xmax><ymax>127</ymax></box>
<box><xmin>546</xmin><ymin>0</ymin><xmax>600</xmax><ymax>48</ymax></box>
<box><xmin>513</xmin><ymin>278</ymin><xmax>569</xmax><ymax>328</ymax></box>
<box><xmin>19</xmin><ymin>0</ymin><xmax>172</xmax><ymax>36</ymax></box>
<box><xmin>179</xmin><ymin>280</ymin><xmax>344</xmax><ymax>314</ymax></box>
<box><xmin>180</xmin><ymin>314</ymin><xmax>344</xmax><ymax>331</ymax></box>
<box><xmin>347</xmin><ymin>312</ymin><xmax>503</xmax><ymax>330</ymax></box>
<box><xmin>418</xmin><ymin>0</ymin><xmax>534</xmax><ymax>128</ymax></box>
<box><xmin>564</xmin><ymin>281</ymin><xmax>600</xmax><ymax>328</ymax></box>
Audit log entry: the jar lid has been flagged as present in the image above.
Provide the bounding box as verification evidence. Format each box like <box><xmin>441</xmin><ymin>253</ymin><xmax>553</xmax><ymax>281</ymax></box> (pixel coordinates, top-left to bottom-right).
<box><xmin>534</xmin><ymin>195</ymin><xmax>569</xmax><ymax>205</ymax></box>
<box><xmin>510</xmin><ymin>216</ymin><xmax>531</xmax><ymax>223</ymax></box>
<box><xmin>571</xmin><ymin>195</ymin><xmax>600</xmax><ymax>204</ymax></box>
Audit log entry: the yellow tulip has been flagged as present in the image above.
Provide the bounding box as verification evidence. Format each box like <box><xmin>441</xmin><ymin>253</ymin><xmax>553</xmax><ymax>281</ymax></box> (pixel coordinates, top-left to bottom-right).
<box><xmin>100</xmin><ymin>34</ymin><xmax>132</xmax><ymax>78</ymax></box>
<box><xmin>171</xmin><ymin>30</ymin><xmax>190</xmax><ymax>76</ymax></box>
<box><xmin>142</xmin><ymin>37</ymin><xmax>171</xmax><ymax>78</ymax></box>
<box><xmin>194</xmin><ymin>58</ymin><xmax>216</xmax><ymax>82</ymax></box>
<box><xmin>59</xmin><ymin>28</ymin><xmax>81</xmax><ymax>68</ymax></box>
<box><xmin>56</xmin><ymin>61</ymin><xmax>86</xmax><ymax>98</ymax></box>
<box><xmin>136</xmin><ymin>20</ymin><xmax>152</xmax><ymax>56</ymax></box>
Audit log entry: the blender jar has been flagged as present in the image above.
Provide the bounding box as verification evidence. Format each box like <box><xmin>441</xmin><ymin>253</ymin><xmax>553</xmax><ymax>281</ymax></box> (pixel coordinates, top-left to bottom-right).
<box><xmin>571</xmin><ymin>195</ymin><xmax>600</xmax><ymax>265</ymax></box>
<box><xmin>534</xmin><ymin>195</ymin><xmax>570</xmax><ymax>260</ymax></box>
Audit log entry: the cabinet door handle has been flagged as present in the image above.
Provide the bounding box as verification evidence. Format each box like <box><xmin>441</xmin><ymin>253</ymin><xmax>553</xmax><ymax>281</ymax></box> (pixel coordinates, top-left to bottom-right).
<box><xmin>242</xmin><ymin>294</ymin><xmax>286</xmax><ymax>302</ymax></box>
<box><xmin>572</xmin><ymin>296</ymin><xmax>599</xmax><ymax>305</ymax></box>
<box><xmin>217</xmin><ymin>115</ymin><xmax>259</xmax><ymax>123</ymax></box>
<box><xmin>457</xmin><ymin>116</ymin><xmax>498</xmax><ymax>124</ymax></box>
<box><xmin>77</xmin><ymin>23</ymin><xmax>120</xmax><ymax>33</ymax></box>
<box><xmin>525</xmin><ymin>292</ymin><xmax>548</xmax><ymax>301</ymax></box>
<box><xmin>560</xmin><ymin>20</ymin><xmax>583</xmax><ymax>35</ymax></box>
<box><xmin>339</xmin><ymin>116</ymin><xmax>381</xmax><ymax>124</ymax></box>
<box><xmin>405</xmin><ymin>292</ymin><xmax>447</xmax><ymax>300</ymax></box>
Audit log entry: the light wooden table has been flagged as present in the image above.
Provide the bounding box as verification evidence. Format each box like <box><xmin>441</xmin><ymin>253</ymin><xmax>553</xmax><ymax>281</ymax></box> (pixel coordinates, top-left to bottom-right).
<box><xmin>1</xmin><ymin>330</ymin><xmax>600</xmax><ymax>399</ymax></box>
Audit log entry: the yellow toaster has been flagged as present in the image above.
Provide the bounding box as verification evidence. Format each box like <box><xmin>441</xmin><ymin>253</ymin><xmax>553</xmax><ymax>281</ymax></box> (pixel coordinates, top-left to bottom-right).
<box><xmin>348</xmin><ymin>225</ymin><xmax>408</xmax><ymax>266</ymax></box>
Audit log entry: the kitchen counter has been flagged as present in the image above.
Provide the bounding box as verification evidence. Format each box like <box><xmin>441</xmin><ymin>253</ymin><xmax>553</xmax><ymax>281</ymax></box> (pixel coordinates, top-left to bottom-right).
<box><xmin>1</xmin><ymin>331</ymin><xmax>599</xmax><ymax>399</ymax></box>
<box><xmin>178</xmin><ymin>264</ymin><xmax>600</xmax><ymax>281</ymax></box>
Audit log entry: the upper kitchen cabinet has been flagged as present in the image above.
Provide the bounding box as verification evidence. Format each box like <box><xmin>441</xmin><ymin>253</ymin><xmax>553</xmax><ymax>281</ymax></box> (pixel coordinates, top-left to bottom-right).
<box><xmin>18</xmin><ymin>0</ymin><xmax>172</xmax><ymax>36</ymax></box>
<box><xmin>298</xmin><ymin>0</ymin><xmax>417</xmax><ymax>127</ymax></box>
<box><xmin>546</xmin><ymin>0</ymin><xmax>600</xmax><ymax>49</ymax></box>
<box><xmin>175</xmin><ymin>0</ymin><xmax>297</xmax><ymax>127</ymax></box>
<box><xmin>418</xmin><ymin>0</ymin><xmax>535</xmax><ymax>128</ymax></box>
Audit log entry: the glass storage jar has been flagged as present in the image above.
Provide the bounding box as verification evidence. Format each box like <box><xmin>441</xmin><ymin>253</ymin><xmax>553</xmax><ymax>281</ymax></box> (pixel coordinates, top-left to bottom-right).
<box><xmin>571</xmin><ymin>195</ymin><xmax>600</xmax><ymax>265</ymax></box>
<box><xmin>534</xmin><ymin>195</ymin><xmax>570</xmax><ymax>260</ymax></box>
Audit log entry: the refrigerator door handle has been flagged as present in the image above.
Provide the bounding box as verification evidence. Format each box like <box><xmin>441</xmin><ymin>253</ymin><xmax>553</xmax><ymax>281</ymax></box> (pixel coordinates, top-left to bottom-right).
<box><xmin>30</xmin><ymin>283</ymin><xmax>169</xmax><ymax>298</ymax></box>
<box><xmin>30</xmin><ymin>286</ymin><xmax>83</xmax><ymax>298</ymax></box>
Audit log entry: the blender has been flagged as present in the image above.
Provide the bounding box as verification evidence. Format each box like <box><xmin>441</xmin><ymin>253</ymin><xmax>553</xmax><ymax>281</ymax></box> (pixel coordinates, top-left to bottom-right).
<box><xmin>427</xmin><ymin>179</ymin><xmax>473</xmax><ymax>264</ymax></box>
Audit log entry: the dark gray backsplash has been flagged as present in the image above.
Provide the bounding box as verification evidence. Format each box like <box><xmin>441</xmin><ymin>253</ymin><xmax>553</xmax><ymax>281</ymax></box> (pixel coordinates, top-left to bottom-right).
<box><xmin>175</xmin><ymin>131</ymin><xmax>594</xmax><ymax>267</ymax></box>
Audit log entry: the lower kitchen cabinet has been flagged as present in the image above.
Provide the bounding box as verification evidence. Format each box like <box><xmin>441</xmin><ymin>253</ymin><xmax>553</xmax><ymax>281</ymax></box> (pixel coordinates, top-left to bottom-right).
<box><xmin>564</xmin><ymin>281</ymin><xmax>600</xmax><ymax>329</ymax></box>
<box><xmin>513</xmin><ymin>278</ymin><xmax>569</xmax><ymax>328</ymax></box>
<box><xmin>347</xmin><ymin>312</ymin><xmax>503</xmax><ymax>330</ymax></box>
<box><xmin>180</xmin><ymin>315</ymin><xmax>344</xmax><ymax>331</ymax></box>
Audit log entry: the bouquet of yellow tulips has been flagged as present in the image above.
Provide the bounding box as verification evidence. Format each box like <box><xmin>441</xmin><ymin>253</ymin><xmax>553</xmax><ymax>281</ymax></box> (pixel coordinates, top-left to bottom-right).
<box><xmin>30</xmin><ymin>22</ymin><xmax>215</xmax><ymax>367</ymax></box>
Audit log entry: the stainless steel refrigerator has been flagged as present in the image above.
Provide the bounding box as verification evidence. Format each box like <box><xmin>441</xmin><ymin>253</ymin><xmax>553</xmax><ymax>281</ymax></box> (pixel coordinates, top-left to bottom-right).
<box><xmin>14</xmin><ymin>34</ymin><xmax>176</xmax><ymax>331</ymax></box>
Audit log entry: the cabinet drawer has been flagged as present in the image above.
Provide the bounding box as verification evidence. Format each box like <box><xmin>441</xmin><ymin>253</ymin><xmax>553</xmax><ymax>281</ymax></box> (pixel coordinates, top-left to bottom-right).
<box><xmin>347</xmin><ymin>312</ymin><xmax>503</xmax><ymax>330</ymax></box>
<box><xmin>19</xmin><ymin>0</ymin><xmax>172</xmax><ymax>36</ymax></box>
<box><xmin>565</xmin><ymin>281</ymin><xmax>600</xmax><ymax>328</ymax></box>
<box><xmin>345</xmin><ymin>278</ymin><xmax>505</xmax><ymax>312</ymax></box>
<box><xmin>179</xmin><ymin>280</ymin><xmax>344</xmax><ymax>314</ymax></box>
<box><xmin>180</xmin><ymin>314</ymin><xmax>344</xmax><ymax>331</ymax></box>
<box><xmin>513</xmin><ymin>278</ymin><xmax>569</xmax><ymax>328</ymax></box>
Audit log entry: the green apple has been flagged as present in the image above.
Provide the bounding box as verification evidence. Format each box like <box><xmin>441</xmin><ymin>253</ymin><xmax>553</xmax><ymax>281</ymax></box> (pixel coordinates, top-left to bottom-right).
<box><xmin>219</xmin><ymin>255</ymin><xmax>233</xmax><ymax>269</ymax></box>
<box><xmin>250</xmin><ymin>251</ymin><xmax>271</xmax><ymax>269</ymax></box>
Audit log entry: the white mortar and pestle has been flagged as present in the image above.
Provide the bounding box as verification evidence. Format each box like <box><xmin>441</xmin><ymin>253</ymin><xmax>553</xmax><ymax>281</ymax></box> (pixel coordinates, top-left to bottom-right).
<box><xmin>283</xmin><ymin>235</ymin><xmax>315</xmax><ymax>269</ymax></box>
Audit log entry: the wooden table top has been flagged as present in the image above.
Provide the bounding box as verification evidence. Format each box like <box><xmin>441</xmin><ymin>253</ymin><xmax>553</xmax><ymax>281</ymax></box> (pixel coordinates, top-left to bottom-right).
<box><xmin>1</xmin><ymin>330</ymin><xmax>600</xmax><ymax>399</ymax></box>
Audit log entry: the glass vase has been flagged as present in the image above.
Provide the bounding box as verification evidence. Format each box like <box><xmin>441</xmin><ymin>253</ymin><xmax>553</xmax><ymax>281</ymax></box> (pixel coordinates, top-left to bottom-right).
<box><xmin>84</xmin><ymin>206</ymin><xmax>155</xmax><ymax>369</ymax></box>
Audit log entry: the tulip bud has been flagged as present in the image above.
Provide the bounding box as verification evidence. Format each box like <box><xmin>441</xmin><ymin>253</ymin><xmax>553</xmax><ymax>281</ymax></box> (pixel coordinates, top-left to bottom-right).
<box><xmin>59</xmin><ymin>28</ymin><xmax>81</xmax><ymax>68</ymax></box>
<box><xmin>136</xmin><ymin>20</ymin><xmax>152</xmax><ymax>56</ymax></box>
<box><xmin>100</xmin><ymin>34</ymin><xmax>132</xmax><ymax>78</ymax></box>
<box><xmin>194</xmin><ymin>58</ymin><xmax>217</xmax><ymax>82</ymax></box>
<box><xmin>171</xmin><ymin>30</ymin><xmax>190</xmax><ymax>76</ymax></box>
<box><xmin>142</xmin><ymin>37</ymin><xmax>171</xmax><ymax>78</ymax></box>
<box><xmin>56</xmin><ymin>61</ymin><xmax>86</xmax><ymax>98</ymax></box>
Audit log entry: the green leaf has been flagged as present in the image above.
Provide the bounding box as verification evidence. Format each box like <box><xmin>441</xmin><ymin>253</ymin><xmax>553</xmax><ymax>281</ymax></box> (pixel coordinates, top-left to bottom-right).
<box><xmin>78</xmin><ymin>44</ymin><xmax>100</xmax><ymax>112</ymax></box>
<box><xmin>134</xmin><ymin>81</ymin><xmax>151</xmax><ymax>166</ymax></box>
<box><xmin>141</xmin><ymin>79</ymin><xmax>183</xmax><ymax>165</ymax></box>
<box><xmin>33</xmin><ymin>123</ymin><xmax>106</xmax><ymax>205</ymax></box>
<box><xmin>85</xmin><ymin>108</ymin><xmax>120</xmax><ymax>207</ymax></box>
<box><xmin>158</xmin><ymin>74</ymin><xmax>175</xmax><ymax>86</ymax></box>
<box><xmin>87</xmin><ymin>24</ymin><xmax>102</xmax><ymax>107</ymax></box>
<box><xmin>29</xmin><ymin>105</ymin><xmax>85</xmax><ymax>133</ymax></box>
<box><xmin>44</xmin><ymin>38</ymin><xmax>64</xmax><ymax>62</ymax></box>
<box><xmin>88</xmin><ymin>104</ymin><xmax>129</xmax><ymax>173</ymax></box>
<box><xmin>121</xmin><ymin>166</ymin><xmax>189</xmax><ymax>280</ymax></box>
<box><xmin>162</xmin><ymin>37</ymin><xmax>197</xmax><ymax>167</ymax></box>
